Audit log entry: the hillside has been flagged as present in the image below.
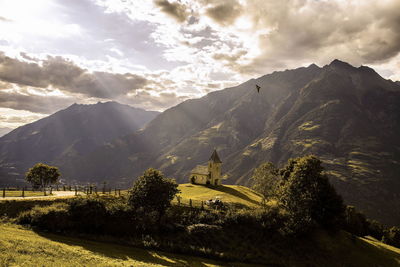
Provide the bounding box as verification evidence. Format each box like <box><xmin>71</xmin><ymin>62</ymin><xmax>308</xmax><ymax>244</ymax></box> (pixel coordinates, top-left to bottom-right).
<box><xmin>1</xmin><ymin>60</ymin><xmax>400</xmax><ymax>225</ymax></box>
<box><xmin>66</xmin><ymin>60</ymin><xmax>400</xmax><ymax>226</ymax></box>
<box><xmin>177</xmin><ymin>184</ymin><xmax>263</xmax><ymax>207</ymax></box>
<box><xmin>0</xmin><ymin>101</ymin><xmax>159</xmax><ymax>185</ymax></box>
<box><xmin>0</xmin><ymin>223</ymin><xmax>254</xmax><ymax>267</ymax></box>
<box><xmin>1</xmin><ymin>223</ymin><xmax>399</xmax><ymax>267</ymax></box>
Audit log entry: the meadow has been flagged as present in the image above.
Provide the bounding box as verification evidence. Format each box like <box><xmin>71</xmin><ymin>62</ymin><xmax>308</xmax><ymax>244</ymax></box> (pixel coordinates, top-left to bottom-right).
<box><xmin>0</xmin><ymin>223</ymin><xmax>257</xmax><ymax>267</ymax></box>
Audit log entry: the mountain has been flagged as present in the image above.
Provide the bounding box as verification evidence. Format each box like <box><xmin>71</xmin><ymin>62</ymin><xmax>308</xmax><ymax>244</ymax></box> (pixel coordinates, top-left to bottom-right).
<box><xmin>64</xmin><ymin>60</ymin><xmax>400</xmax><ymax>226</ymax></box>
<box><xmin>0</xmin><ymin>101</ymin><xmax>159</xmax><ymax>185</ymax></box>
<box><xmin>0</xmin><ymin>127</ymin><xmax>12</xmax><ymax>137</ymax></box>
<box><xmin>1</xmin><ymin>60</ymin><xmax>399</xmax><ymax>225</ymax></box>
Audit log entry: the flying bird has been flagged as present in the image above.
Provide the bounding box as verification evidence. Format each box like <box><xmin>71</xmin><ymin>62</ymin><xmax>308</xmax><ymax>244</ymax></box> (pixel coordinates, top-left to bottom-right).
<box><xmin>255</xmin><ymin>84</ymin><xmax>261</xmax><ymax>93</ymax></box>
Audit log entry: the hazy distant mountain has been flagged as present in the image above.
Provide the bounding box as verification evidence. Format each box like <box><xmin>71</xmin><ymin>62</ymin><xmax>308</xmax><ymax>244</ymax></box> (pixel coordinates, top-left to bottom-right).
<box><xmin>0</xmin><ymin>127</ymin><xmax>12</xmax><ymax>137</ymax></box>
<box><xmin>0</xmin><ymin>102</ymin><xmax>159</xmax><ymax>185</ymax></box>
<box><xmin>66</xmin><ymin>60</ymin><xmax>400</xmax><ymax>225</ymax></box>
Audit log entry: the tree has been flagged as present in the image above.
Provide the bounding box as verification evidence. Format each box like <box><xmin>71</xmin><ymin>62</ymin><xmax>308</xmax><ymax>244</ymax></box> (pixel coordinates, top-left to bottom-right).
<box><xmin>278</xmin><ymin>155</ymin><xmax>345</xmax><ymax>233</ymax></box>
<box><xmin>128</xmin><ymin>168</ymin><xmax>180</xmax><ymax>221</ymax></box>
<box><xmin>25</xmin><ymin>163</ymin><xmax>61</xmax><ymax>190</ymax></box>
<box><xmin>343</xmin><ymin>206</ymin><xmax>369</xmax><ymax>236</ymax></box>
<box><xmin>251</xmin><ymin>162</ymin><xmax>280</xmax><ymax>204</ymax></box>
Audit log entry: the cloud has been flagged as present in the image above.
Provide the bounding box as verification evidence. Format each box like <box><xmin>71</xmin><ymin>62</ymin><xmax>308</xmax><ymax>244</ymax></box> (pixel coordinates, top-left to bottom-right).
<box><xmin>0</xmin><ymin>16</ymin><xmax>12</xmax><ymax>22</ymax></box>
<box><xmin>0</xmin><ymin>53</ymin><xmax>148</xmax><ymax>98</ymax></box>
<box><xmin>231</xmin><ymin>0</ymin><xmax>400</xmax><ymax>74</ymax></box>
<box><xmin>154</xmin><ymin>0</ymin><xmax>190</xmax><ymax>22</ymax></box>
<box><xmin>205</xmin><ymin>0</ymin><xmax>242</xmax><ymax>26</ymax></box>
<box><xmin>0</xmin><ymin>89</ymin><xmax>75</xmax><ymax>114</ymax></box>
<box><xmin>120</xmin><ymin>90</ymin><xmax>189</xmax><ymax>111</ymax></box>
<box><xmin>0</xmin><ymin>114</ymin><xmax>42</xmax><ymax>124</ymax></box>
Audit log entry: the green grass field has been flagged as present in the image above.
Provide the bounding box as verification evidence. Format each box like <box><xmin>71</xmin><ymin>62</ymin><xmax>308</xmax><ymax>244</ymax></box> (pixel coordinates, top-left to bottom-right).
<box><xmin>175</xmin><ymin>184</ymin><xmax>263</xmax><ymax>207</ymax></box>
<box><xmin>0</xmin><ymin>223</ymin><xmax>257</xmax><ymax>267</ymax></box>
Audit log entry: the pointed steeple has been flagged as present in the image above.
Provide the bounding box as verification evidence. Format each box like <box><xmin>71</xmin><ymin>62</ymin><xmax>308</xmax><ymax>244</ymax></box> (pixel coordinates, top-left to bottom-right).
<box><xmin>209</xmin><ymin>149</ymin><xmax>222</xmax><ymax>163</ymax></box>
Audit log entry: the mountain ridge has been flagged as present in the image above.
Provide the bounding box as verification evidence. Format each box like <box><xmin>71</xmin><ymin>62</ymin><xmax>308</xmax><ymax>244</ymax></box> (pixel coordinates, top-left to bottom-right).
<box><xmin>1</xmin><ymin>60</ymin><xmax>400</xmax><ymax>225</ymax></box>
<box><xmin>0</xmin><ymin>101</ymin><xmax>159</xmax><ymax>185</ymax></box>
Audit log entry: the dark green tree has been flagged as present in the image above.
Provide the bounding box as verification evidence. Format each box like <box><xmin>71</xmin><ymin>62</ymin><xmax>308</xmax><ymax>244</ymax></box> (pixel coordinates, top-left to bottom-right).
<box><xmin>251</xmin><ymin>162</ymin><xmax>280</xmax><ymax>204</ymax></box>
<box><xmin>278</xmin><ymin>155</ymin><xmax>345</xmax><ymax>233</ymax></box>
<box><xmin>128</xmin><ymin>168</ymin><xmax>180</xmax><ymax>221</ymax></box>
<box><xmin>343</xmin><ymin>206</ymin><xmax>369</xmax><ymax>236</ymax></box>
<box><xmin>25</xmin><ymin>163</ymin><xmax>61</xmax><ymax>190</ymax></box>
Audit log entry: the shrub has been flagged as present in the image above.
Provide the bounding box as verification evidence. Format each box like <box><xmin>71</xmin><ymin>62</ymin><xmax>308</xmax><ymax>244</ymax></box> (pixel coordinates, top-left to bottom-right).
<box><xmin>128</xmin><ymin>168</ymin><xmax>180</xmax><ymax>222</ymax></box>
<box><xmin>383</xmin><ymin>227</ymin><xmax>400</xmax><ymax>248</ymax></box>
<box><xmin>343</xmin><ymin>206</ymin><xmax>369</xmax><ymax>236</ymax></box>
<box><xmin>16</xmin><ymin>203</ymin><xmax>69</xmax><ymax>232</ymax></box>
<box><xmin>278</xmin><ymin>156</ymin><xmax>345</xmax><ymax>234</ymax></box>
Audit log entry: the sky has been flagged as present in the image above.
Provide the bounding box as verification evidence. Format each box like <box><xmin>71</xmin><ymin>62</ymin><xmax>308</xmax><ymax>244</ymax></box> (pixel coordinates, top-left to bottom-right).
<box><xmin>0</xmin><ymin>0</ymin><xmax>399</xmax><ymax>130</ymax></box>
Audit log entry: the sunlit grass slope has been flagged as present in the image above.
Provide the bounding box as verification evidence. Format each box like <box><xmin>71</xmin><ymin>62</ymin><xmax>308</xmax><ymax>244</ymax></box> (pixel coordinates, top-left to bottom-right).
<box><xmin>0</xmin><ymin>223</ymin><xmax>257</xmax><ymax>267</ymax></box>
<box><xmin>177</xmin><ymin>184</ymin><xmax>263</xmax><ymax>207</ymax></box>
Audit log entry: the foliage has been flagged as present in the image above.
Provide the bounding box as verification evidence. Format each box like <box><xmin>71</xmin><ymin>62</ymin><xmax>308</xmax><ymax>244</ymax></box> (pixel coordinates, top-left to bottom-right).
<box><xmin>251</xmin><ymin>162</ymin><xmax>280</xmax><ymax>203</ymax></box>
<box><xmin>25</xmin><ymin>163</ymin><xmax>61</xmax><ymax>189</ymax></box>
<box><xmin>17</xmin><ymin>203</ymin><xmax>69</xmax><ymax>231</ymax></box>
<box><xmin>278</xmin><ymin>155</ymin><xmax>345</xmax><ymax>234</ymax></box>
<box><xmin>128</xmin><ymin>168</ymin><xmax>180</xmax><ymax>220</ymax></box>
<box><xmin>383</xmin><ymin>227</ymin><xmax>400</xmax><ymax>248</ymax></box>
<box><xmin>343</xmin><ymin>206</ymin><xmax>369</xmax><ymax>236</ymax></box>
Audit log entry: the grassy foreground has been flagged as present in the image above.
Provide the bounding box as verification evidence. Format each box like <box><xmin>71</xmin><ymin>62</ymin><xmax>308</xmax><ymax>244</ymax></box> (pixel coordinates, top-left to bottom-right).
<box><xmin>176</xmin><ymin>184</ymin><xmax>263</xmax><ymax>207</ymax></box>
<box><xmin>0</xmin><ymin>223</ymin><xmax>257</xmax><ymax>267</ymax></box>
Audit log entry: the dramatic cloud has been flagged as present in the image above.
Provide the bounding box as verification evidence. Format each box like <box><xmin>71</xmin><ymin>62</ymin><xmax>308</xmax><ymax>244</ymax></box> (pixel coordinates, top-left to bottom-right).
<box><xmin>0</xmin><ymin>89</ymin><xmax>75</xmax><ymax>114</ymax></box>
<box><xmin>0</xmin><ymin>53</ymin><xmax>148</xmax><ymax>98</ymax></box>
<box><xmin>154</xmin><ymin>0</ymin><xmax>190</xmax><ymax>22</ymax></box>
<box><xmin>225</xmin><ymin>0</ymin><xmax>400</xmax><ymax>75</ymax></box>
<box><xmin>1</xmin><ymin>0</ymin><xmax>400</xmax><ymax>129</ymax></box>
<box><xmin>205</xmin><ymin>0</ymin><xmax>242</xmax><ymax>26</ymax></box>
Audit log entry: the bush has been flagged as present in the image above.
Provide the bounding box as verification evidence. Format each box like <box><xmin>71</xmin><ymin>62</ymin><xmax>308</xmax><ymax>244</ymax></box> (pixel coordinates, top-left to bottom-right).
<box><xmin>67</xmin><ymin>197</ymin><xmax>108</xmax><ymax>233</ymax></box>
<box><xmin>278</xmin><ymin>156</ymin><xmax>345</xmax><ymax>234</ymax></box>
<box><xmin>343</xmin><ymin>206</ymin><xmax>369</xmax><ymax>236</ymax></box>
<box><xmin>17</xmin><ymin>203</ymin><xmax>69</xmax><ymax>232</ymax></box>
<box><xmin>383</xmin><ymin>227</ymin><xmax>400</xmax><ymax>248</ymax></box>
<box><xmin>128</xmin><ymin>168</ymin><xmax>180</xmax><ymax>222</ymax></box>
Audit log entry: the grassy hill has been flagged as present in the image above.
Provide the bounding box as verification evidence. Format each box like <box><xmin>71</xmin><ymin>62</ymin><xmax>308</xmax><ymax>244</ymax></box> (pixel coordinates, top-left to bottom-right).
<box><xmin>1</xmin><ymin>222</ymin><xmax>399</xmax><ymax>267</ymax></box>
<box><xmin>0</xmin><ymin>223</ymin><xmax>256</xmax><ymax>267</ymax></box>
<box><xmin>176</xmin><ymin>184</ymin><xmax>263</xmax><ymax>207</ymax></box>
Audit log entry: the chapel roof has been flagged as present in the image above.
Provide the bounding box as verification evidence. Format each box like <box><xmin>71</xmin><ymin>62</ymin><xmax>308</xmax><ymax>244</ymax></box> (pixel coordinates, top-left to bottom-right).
<box><xmin>209</xmin><ymin>149</ymin><xmax>222</xmax><ymax>163</ymax></box>
<box><xmin>190</xmin><ymin>165</ymin><xmax>209</xmax><ymax>175</ymax></box>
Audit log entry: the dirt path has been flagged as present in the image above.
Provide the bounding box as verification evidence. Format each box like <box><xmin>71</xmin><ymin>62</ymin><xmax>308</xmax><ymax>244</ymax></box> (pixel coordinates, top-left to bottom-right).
<box><xmin>0</xmin><ymin>191</ymin><xmax>80</xmax><ymax>200</ymax></box>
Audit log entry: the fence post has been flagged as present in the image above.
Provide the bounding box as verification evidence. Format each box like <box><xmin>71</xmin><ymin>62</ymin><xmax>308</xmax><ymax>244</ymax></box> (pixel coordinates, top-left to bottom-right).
<box><xmin>189</xmin><ymin>198</ymin><xmax>192</xmax><ymax>207</ymax></box>
<box><xmin>114</xmin><ymin>188</ymin><xmax>117</xmax><ymax>195</ymax></box>
<box><xmin>63</xmin><ymin>185</ymin><xmax>66</xmax><ymax>191</ymax></box>
<box><xmin>2</xmin><ymin>188</ymin><xmax>5</xmax><ymax>198</ymax></box>
<box><xmin>44</xmin><ymin>187</ymin><xmax>47</xmax><ymax>196</ymax></box>
<box><xmin>201</xmin><ymin>201</ymin><xmax>204</xmax><ymax>210</ymax></box>
<box><xmin>118</xmin><ymin>189</ymin><xmax>121</xmax><ymax>196</ymax></box>
<box><xmin>22</xmin><ymin>187</ymin><xmax>25</xmax><ymax>198</ymax></box>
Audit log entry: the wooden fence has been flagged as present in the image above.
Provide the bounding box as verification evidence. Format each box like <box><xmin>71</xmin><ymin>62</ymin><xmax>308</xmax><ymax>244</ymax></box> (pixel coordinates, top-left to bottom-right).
<box><xmin>1</xmin><ymin>186</ymin><xmax>123</xmax><ymax>198</ymax></box>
